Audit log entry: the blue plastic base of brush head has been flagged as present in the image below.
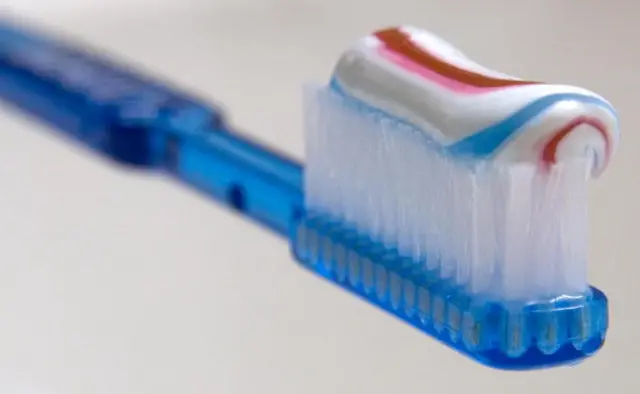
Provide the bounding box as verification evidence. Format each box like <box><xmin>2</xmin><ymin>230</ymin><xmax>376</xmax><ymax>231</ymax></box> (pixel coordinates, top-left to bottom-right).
<box><xmin>291</xmin><ymin>213</ymin><xmax>608</xmax><ymax>370</ymax></box>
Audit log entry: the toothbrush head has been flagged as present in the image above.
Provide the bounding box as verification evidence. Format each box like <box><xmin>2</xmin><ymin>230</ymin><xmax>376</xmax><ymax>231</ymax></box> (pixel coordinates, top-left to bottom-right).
<box><xmin>298</xmin><ymin>25</ymin><xmax>616</xmax><ymax>369</ymax></box>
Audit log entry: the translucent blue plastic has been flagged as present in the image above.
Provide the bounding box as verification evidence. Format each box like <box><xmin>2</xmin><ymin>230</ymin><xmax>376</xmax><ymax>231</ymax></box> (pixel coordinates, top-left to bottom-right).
<box><xmin>292</xmin><ymin>215</ymin><xmax>607</xmax><ymax>369</ymax></box>
<box><xmin>0</xmin><ymin>19</ymin><xmax>608</xmax><ymax>370</ymax></box>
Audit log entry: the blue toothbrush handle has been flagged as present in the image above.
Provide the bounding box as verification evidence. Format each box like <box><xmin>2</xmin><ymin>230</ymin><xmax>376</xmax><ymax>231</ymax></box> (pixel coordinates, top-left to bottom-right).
<box><xmin>157</xmin><ymin>127</ymin><xmax>304</xmax><ymax>235</ymax></box>
<box><xmin>0</xmin><ymin>18</ymin><xmax>304</xmax><ymax>235</ymax></box>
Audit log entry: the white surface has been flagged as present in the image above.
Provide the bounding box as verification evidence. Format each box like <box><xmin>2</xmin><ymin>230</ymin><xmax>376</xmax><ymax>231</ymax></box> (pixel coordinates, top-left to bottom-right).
<box><xmin>0</xmin><ymin>1</ymin><xmax>638</xmax><ymax>393</ymax></box>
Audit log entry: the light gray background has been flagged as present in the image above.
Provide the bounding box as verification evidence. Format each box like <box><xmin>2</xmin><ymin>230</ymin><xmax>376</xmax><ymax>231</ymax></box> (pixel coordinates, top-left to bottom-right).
<box><xmin>0</xmin><ymin>1</ymin><xmax>637</xmax><ymax>393</ymax></box>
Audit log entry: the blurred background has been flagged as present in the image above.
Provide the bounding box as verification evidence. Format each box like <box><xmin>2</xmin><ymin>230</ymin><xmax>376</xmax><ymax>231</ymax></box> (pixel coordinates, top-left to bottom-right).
<box><xmin>0</xmin><ymin>1</ymin><xmax>638</xmax><ymax>393</ymax></box>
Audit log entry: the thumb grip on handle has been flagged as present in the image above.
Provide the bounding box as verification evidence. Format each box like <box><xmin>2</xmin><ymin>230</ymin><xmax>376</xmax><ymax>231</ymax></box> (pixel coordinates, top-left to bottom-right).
<box><xmin>0</xmin><ymin>19</ymin><xmax>223</xmax><ymax>166</ymax></box>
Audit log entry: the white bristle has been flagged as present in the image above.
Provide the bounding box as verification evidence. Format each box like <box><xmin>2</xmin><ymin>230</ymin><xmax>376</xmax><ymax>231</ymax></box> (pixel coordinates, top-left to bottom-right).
<box><xmin>303</xmin><ymin>86</ymin><xmax>590</xmax><ymax>302</ymax></box>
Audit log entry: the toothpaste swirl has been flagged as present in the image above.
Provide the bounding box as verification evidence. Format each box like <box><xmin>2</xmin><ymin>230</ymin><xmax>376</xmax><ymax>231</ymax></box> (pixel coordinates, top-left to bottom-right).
<box><xmin>331</xmin><ymin>26</ymin><xmax>619</xmax><ymax>176</ymax></box>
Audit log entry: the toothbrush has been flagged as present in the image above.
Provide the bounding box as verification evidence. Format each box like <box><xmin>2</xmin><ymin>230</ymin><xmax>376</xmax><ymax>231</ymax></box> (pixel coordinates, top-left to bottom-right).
<box><xmin>0</xmin><ymin>19</ymin><xmax>617</xmax><ymax>370</ymax></box>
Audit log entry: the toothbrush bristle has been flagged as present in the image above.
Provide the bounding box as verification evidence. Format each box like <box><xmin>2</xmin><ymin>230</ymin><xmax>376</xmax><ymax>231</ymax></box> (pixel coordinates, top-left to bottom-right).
<box><xmin>304</xmin><ymin>86</ymin><xmax>590</xmax><ymax>302</ymax></box>
<box><xmin>298</xmin><ymin>26</ymin><xmax>614</xmax><ymax>367</ymax></box>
